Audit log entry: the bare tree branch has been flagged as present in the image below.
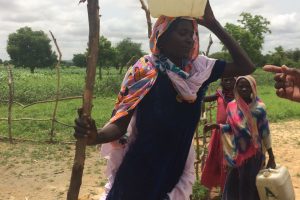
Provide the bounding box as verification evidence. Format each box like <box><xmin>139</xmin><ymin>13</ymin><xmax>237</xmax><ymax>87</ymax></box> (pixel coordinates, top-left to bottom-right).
<box><xmin>205</xmin><ymin>34</ymin><xmax>213</xmax><ymax>56</ymax></box>
<box><xmin>78</xmin><ymin>0</ymin><xmax>86</xmax><ymax>4</ymax></box>
<box><xmin>7</xmin><ymin>65</ymin><xmax>14</xmax><ymax>143</ymax></box>
<box><xmin>0</xmin><ymin>100</ymin><xmax>24</xmax><ymax>107</ymax></box>
<box><xmin>119</xmin><ymin>55</ymin><xmax>138</xmax><ymax>74</ymax></box>
<box><xmin>0</xmin><ymin>136</ymin><xmax>75</xmax><ymax>145</ymax></box>
<box><xmin>22</xmin><ymin>96</ymin><xmax>91</xmax><ymax>109</ymax></box>
<box><xmin>49</xmin><ymin>30</ymin><xmax>62</xmax><ymax>143</ymax></box>
<box><xmin>0</xmin><ymin>118</ymin><xmax>52</xmax><ymax>121</ymax></box>
<box><xmin>139</xmin><ymin>0</ymin><xmax>152</xmax><ymax>38</ymax></box>
<box><xmin>67</xmin><ymin>0</ymin><xmax>99</xmax><ymax>199</ymax></box>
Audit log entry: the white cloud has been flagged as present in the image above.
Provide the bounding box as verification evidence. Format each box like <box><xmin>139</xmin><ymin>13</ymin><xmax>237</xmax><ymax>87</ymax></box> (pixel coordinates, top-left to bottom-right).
<box><xmin>0</xmin><ymin>0</ymin><xmax>299</xmax><ymax>61</ymax></box>
<box><xmin>269</xmin><ymin>13</ymin><xmax>299</xmax><ymax>33</ymax></box>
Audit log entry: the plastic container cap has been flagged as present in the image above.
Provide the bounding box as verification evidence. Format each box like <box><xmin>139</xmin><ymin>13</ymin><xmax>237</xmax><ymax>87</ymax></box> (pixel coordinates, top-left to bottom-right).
<box><xmin>147</xmin><ymin>0</ymin><xmax>207</xmax><ymax>18</ymax></box>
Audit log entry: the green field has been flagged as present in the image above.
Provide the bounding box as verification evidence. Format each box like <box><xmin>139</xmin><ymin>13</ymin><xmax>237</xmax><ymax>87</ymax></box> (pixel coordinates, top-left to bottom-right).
<box><xmin>0</xmin><ymin>66</ymin><xmax>299</xmax><ymax>142</ymax></box>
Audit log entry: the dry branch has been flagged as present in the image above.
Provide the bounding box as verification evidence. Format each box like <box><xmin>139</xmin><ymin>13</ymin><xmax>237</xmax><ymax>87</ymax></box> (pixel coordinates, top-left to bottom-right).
<box><xmin>194</xmin><ymin>35</ymin><xmax>214</xmax><ymax>179</ymax></box>
<box><xmin>49</xmin><ymin>30</ymin><xmax>62</xmax><ymax>143</ymax></box>
<box><xmin>195</xmin><ymin>124</ymin><xmax>200</xmax><ymax>180</ymax></box>
<box><xmin>7</xmin><ymin>65</ymin><xmax>14</xmax><ymax>143</ymax></box>
<box><xmin>205</xmin><ymin>34</ymin><xmax>213</xmax><ymax>56</ymax></box>
<box><xmin>139</xmin><ymin>0</ymin><xmax>152</xmax><ymax>38</ymax></box>
<box><xmin>0</xmin><ymin>118</ymin><xmax>52</xmax><ymax>121</ymax></box>
<box><xmin>0</xmin><ymin>117</ymin><xmax>75</xmax><ymax>127</ymax></box>
<box><xmin>0</xmin><ymin>136</ymin><xmax>75</xmax><ymax>145</ymax></box>
<box><xmin>23</xmin><ymin>96</ymin><xmax>88</xmax><ymax>109</ymax></box>
<box><xmin>119</xmin><ymin>55</ymin><xmax>138</xmax><ymax>74</ymax></box>
<box><xmin>0</xmin><ymin>100</ymin><xmax>24</xmax><ymax>107</ymax></box>
<box><xmin>54</xmin><ymin>120</ymin><xmax>74</xmax><ymax>128</ymax></box>
<box><xmin>67</xmin><ymin>0</ymin><xmax>99</xmax><ymax>199</ymax></box>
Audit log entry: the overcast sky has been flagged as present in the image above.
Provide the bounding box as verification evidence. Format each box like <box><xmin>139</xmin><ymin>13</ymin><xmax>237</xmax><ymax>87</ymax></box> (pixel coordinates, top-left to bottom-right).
<box><xmin>0</xmin><ymin>0</ymin><xmax>299</xmax><ymax>61</ymax></box>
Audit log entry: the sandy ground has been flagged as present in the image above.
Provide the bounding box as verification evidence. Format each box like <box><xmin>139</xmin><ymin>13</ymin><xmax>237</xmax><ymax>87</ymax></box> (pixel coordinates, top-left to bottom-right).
<box><xmin>0</xmin><ymin>120</ymin><xmax>299</xmax><ymax>200</ymax></box>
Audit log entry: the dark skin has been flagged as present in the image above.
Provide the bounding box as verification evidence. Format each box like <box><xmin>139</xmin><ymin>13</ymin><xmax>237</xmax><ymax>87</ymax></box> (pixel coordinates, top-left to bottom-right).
<box><xmin>74</xmin><ymin>1</ymin><xmax>255</xmax><ymax>147</ymax></box>
<box><xmin>204</xmin><ymin>78</ymin><xmax>276</xmax><ymax>169</ymax></box>
<box><xmin>263</xmin><ymin>65</ymin><xmax>300</xmax><ymax>102</ymax></box>
<box><xmin>204</xmin><ymin>77</ymin><xmax>236</xmax><ymax>102</ymax></box>
<box><xmin>197</xmin><ymin>1</ymin><xmax>255</xmax><ymax>77</ymax></box>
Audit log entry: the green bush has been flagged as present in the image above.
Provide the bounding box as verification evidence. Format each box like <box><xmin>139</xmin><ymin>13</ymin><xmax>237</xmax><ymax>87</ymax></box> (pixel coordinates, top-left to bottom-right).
<box><xmin>191</xmin><ymin>180</ymin><xmax>209</xmax><ymax>200</ymax></box>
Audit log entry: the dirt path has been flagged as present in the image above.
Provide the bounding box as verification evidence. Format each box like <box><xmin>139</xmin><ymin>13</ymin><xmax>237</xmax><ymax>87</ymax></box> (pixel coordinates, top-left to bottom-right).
<box><xmin>0</xmin><ymin>120</ymin><xmax>299</xmax><ymax>200</ymax></box>
<box><xmin>270</xmin><ymin>120</ymin><xmax>300</xmax><ymax>199</ymax></box>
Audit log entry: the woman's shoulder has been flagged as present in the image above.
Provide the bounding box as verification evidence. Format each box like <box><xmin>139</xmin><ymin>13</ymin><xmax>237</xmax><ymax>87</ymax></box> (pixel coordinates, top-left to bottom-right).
<box><xmin>192</xmin><ymin>55</ymin><xmax>217</xmax><ymax>68</ymax></box>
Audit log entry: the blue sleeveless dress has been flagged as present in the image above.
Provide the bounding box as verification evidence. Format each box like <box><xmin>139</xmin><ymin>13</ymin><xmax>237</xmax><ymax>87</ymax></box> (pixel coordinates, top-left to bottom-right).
<box><xmin>107</xmin><ymin>61</ymin><xmax>225</xmax><ymax>200</ymax></box>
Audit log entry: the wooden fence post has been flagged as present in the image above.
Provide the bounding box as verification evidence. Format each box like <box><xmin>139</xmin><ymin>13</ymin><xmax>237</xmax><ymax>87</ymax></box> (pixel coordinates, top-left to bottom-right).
<box><xmin>7</xmin><ymin>65</ymin><xmax>14</xmax><ymax>144</ymax></box>
<box><xmin>67</xmin><ymin>0</ymin><xmax>99</xmax><ymax>199</ymax></box>
<box><xmin>49</xmin><ymin>31</ymin><xmax>62</xmax><ymax>143</ymax></box>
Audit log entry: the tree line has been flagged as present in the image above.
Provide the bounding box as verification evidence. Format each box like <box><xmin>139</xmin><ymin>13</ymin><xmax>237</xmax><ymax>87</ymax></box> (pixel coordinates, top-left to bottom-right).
<box><xmin>72</xmin><ymin>36</ymin><xmax>144</xmax><ymax>78</ymax></box>
<box><xmin>209</xmin><ymin>12</ymin><xmax>300</xmax><ymax>68</ymax></box>
<box><xmin>2</xmin><ymin>13</ymin><xmax>299</xmax><ymax>73</ymax></box>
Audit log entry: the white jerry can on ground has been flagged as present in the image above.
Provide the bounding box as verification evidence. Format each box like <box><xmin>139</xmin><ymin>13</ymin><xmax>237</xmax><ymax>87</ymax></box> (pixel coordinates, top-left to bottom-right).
<box><xmin>256</xmin><ymin>165</ymin><xmax>295</xmax><ymax>200</ymax></box>
<box><xmin>147</xmin><ymin>0</ymin><xmax>207</xmax><ymax>18</ymax></box>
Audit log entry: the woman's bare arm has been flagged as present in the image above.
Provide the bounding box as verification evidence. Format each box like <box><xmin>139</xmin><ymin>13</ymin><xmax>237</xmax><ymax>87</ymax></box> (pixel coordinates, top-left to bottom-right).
<box><xmin>198</xmin><ymin>1</ymin><xmax>255</xmax><ymax>77</ymax></box>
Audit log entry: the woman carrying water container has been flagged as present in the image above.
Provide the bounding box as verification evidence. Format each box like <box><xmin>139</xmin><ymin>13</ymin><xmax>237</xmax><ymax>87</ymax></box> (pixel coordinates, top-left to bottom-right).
<box><xmin>74</xmin><ymin>1</ymin><xmax>256</xmax><ymax>199</ymax></box>
<box><xmin>204</xmin><ymin>75</ymin><xmax>276</xmax><ymax>200</ymax></box>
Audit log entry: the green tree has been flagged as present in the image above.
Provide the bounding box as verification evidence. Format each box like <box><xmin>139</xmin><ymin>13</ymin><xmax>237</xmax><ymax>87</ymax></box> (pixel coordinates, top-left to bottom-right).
<box><xmin>264</xmin><ymin>46</ymin><xmax>299</xmax><ymax>68</ymax></box>
<box><xmin>223</xmin><ymin>12</ymin><xmax>271</xmax><ymax>66</ymax></box>
<box><xmin>209</xmin><ymin>51</ymin><xmax>232</xmax><ymax>61</ymax></box>
<box><xmin>72</xmin><ymin>53</ymin><xmax>87</xmax><ymax>68</ymax></box>
<box><xmin>99</xmin><ymin>36</ymin><xmax>117</xmax><ymax>67</ymax></box>
<box><xmin>286</xmin><ymin>48</ymin><xmax>300</xmax><ymax>63</ymax></box>
<box><xmin>98</xmin><ymin>36</ymin><xmax>117</xmax><ymax>79</ymax></box>
<box><xmin>0</xmin><ymin>58</ymin><xmax>2</xmax><ymax>65</ymax></box>
<box><xmin>6</xmin><ymin>26</ymin><xmax>57</xmax><ymax>73</ymax></box>
<box><xmin>115</xmin><ymin>38</ymin><xmax>144</xmax><ymax>74</ymax></box>
<box><xmin>3</xmin><ymin>60</ymin><xmax>10</xmax><ymax>65</ymax></box>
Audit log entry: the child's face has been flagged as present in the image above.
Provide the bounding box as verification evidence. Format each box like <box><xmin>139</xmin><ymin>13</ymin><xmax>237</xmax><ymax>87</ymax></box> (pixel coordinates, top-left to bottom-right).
<box><xmin>236</xmin><ymin>78</ymin><xmax>252</xmax><ymax>100</ymax></box>
<box><xmin>221</xmin><ymin>77</ymin><xmax>236</xmax><ymax>90</ymax></box>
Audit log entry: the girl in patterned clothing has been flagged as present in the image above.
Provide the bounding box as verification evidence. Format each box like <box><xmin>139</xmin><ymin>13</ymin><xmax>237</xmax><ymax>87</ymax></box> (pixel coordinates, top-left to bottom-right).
<box><xmin>201</xmin><ymin>77</ymin><xmax>236</xmax><ymax>193</ymax></box>
<box><xmin>204</xmin><ymin>75</ymin><xmax>276</xmax><ymax>200</ymax></box>
<box><xmin>74</xmin><ymin>1</ymin><xmax>255</xmax><ymax>199</ymax></box>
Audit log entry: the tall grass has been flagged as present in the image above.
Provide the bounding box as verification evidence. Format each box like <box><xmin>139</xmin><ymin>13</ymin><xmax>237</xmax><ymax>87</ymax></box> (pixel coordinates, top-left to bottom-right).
<box><xmin>0</xmin><ymin>97</ymin><xmax>115</xmax><ymax>142</ymax></box>
<box><xmin>0</xmin><ymin>66</ymin><xmax>299</xmax><ymax>142</ymax></box>
<box><xmin>0</xmin><ymin>66</ymin><xmax>124</xmax><ymax>103</ymax></box>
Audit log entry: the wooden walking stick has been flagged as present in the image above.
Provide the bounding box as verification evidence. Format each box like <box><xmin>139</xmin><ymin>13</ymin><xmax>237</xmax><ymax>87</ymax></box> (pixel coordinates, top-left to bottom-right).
<box><xmin>67</xmin><ymin>0</ymin><xmax>99</xmax><ymax>199</ymax></box>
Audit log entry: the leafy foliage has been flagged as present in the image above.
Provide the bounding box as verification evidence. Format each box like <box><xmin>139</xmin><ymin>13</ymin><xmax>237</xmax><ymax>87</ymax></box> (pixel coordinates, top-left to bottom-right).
<box><xmin>115</xmin><ymin>38</ymin><xmax>144</xmax><ymax>68</ymax></box>
<box><xmin>264</xmin><ymin>46</ymin><xmax>300</xmax><ymax>68</ymax></box>
<box><xmin>223</xmin><ymin>12</ymin><xmax>271</xmax><ymax>65</ymax></box>
<box><xmin>209</xmin><ymin>51</ymin><xmax>232</xmax><ymax>61</ymax></box>
<box><xmin>191</xmin><ymin>180</ymin><xmax>209</xmax><ymax>200</ymax></box>
<box><xmin>0</xmin><ymin>66</ymin><xmax>124</xmax><ymax>104</ymax></box>
<box><xmin>99</xmin><ymin>36</ymin><xmax>117</xmax><ymax>68</ymax></box>
<box><xmin>6</xmin><ymin>27</ymin><xmax>57</xmax><ymax>73</ymax></box>
<box><xmin>72</xmin><ymin>53</ymin><xmax>87</xmax><ymax>68</ymax></box>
